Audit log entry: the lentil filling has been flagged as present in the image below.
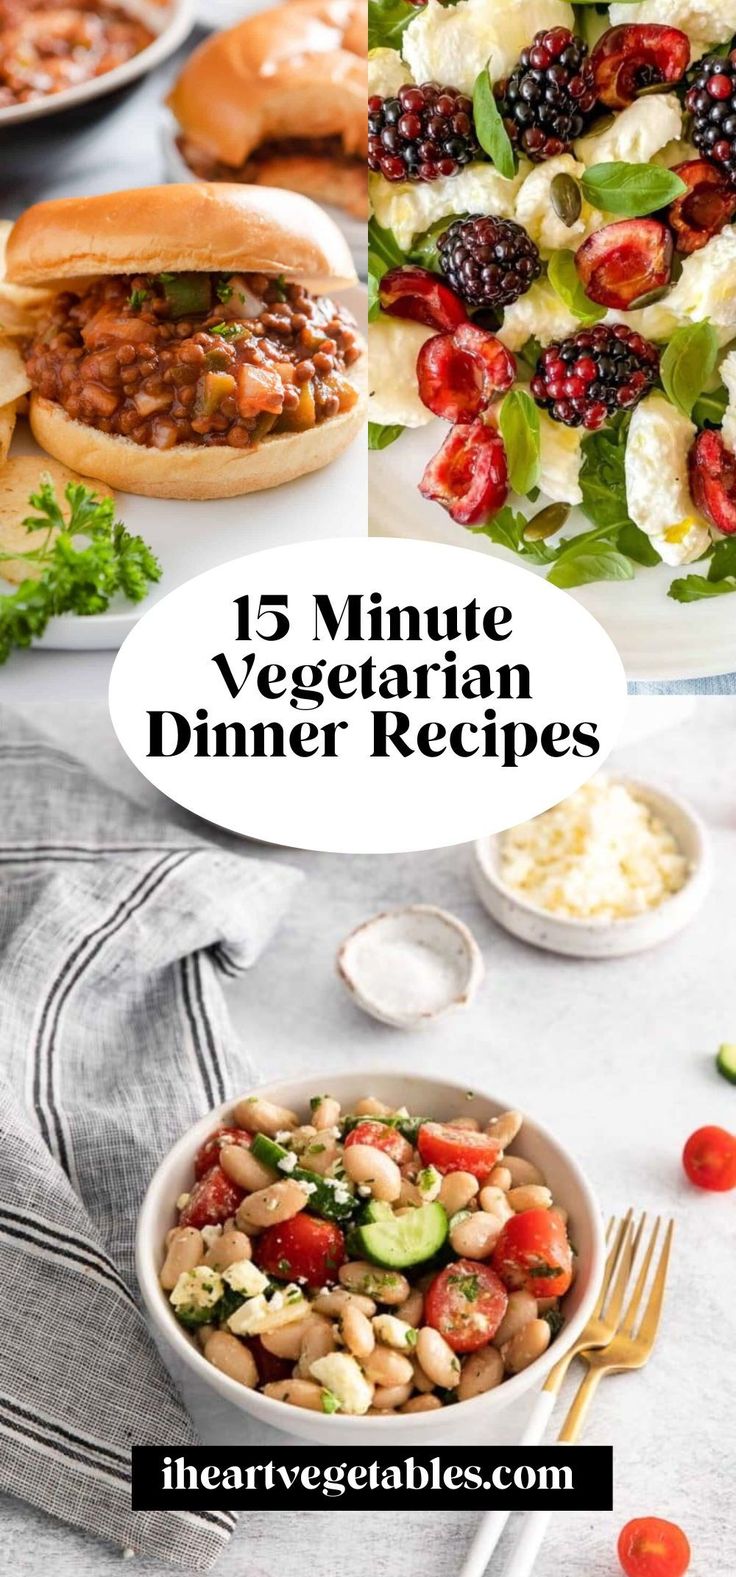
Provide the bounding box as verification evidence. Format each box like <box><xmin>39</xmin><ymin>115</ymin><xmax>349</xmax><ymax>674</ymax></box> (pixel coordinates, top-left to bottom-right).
<box><xmin>25</xmin><ymin>271</ymin><xmax>362</xmax><ymax>450</ymax></box>
<box><xmin>0</xmin><ymin>0</ymin><xmax>154</xmax><ymax>109</ymax></box>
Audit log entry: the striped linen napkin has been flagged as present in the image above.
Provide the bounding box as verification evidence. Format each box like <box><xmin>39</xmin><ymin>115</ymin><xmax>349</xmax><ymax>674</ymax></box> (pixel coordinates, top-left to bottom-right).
<box><xmin>0</xmin><ymin>707</ymin><xmax>301</xmax><ymax>1568</ymax></box>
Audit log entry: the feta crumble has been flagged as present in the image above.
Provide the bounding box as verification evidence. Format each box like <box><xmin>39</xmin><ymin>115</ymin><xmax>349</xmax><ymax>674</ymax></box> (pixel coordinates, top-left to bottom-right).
<box><xmin>310</xmin><ymin>1353</ymin><xmax>374</xmax><ymax>1415</ymax></box>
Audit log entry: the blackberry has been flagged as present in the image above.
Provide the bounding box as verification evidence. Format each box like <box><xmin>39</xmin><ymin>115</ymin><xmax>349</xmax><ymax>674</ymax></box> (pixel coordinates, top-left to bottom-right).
<box><xmin>368</xmin><ymin>82</ymin><xmax>480</xmax><ymax>183</ymax></box>
<box><xmin>686</xmin><ymin>52</ymin><xmax>736</xmax><ymax>182</ymax></box>
<box><xmin>495</xmin><ymin>27</ymin><xmax>597</xmax><ymax>162</ymax></box>
<box><xmin>437</xmin><ymin>215</ymin><xmax>542</xmax><ymax>309</ymax></box>
<box><xmin>530</xmin><ymin>324</ymin><xmax>660</xmax><ymax>429</ymax></box>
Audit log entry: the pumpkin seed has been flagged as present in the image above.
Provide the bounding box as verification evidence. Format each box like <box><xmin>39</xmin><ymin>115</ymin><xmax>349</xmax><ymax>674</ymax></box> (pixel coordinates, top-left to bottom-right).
<box><xmin>523</xmin><ymin>503</ymin><xmax>570</xmax><ymax>542</ymax></box>
<box><xmin>627</xmin><ymin>284</ymin><xmax>671</xmax><ymax>309</ymax></box>
<box><xmin>637</xmin><ymin>81</ymin><xmax>672</xmax><ymax>97</ymax></box>
<box><xmin>550</xmin><ymin>173</ymin><xmax>582</xmax><ymax>227</ymax></box>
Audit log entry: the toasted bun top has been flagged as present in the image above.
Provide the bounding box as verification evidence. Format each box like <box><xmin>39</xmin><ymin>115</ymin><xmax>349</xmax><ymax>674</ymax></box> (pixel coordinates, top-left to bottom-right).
<box><xmin>169</xmin><ymin>0</ymin><xmax>367</xmax><ymax>169</ymax></box>
<box><xmin>5</xmin><ymin>183</ymin><xmax>357</xmax><ymax>292</ymax></box>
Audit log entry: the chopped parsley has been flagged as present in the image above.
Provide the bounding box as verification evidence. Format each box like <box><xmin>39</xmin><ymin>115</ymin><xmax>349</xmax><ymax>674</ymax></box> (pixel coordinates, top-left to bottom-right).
<box><xmin>127</xmin><ymin>287</ymin><xmax>150</xmax><ymax>311</ymax></box>
<box><xmin>321</xmin><ymin>1389</ymin><xmax>342</xmax><ymax>1414</ymax></box>
<box><xmin>449</xmin><ymin>1272</ymin><xmax>481</xmax><ymax>1302</ymax></box>
<box><xmin>209</xmin><ymin>321</ymin><xmax>244</xmax><ymax>340</ymax></box>
<box><xmin>277</xmin><ymin>1258</ymin><xmax>291</xmax><ymax>1276</ymax></box>
<box><xmin>273</xmin><ymin>274</ymin><xmax>288</xmax><ymax>302</ymax></box>
<box><xmin>543</xmin><ymin>1307</ymin><xmax>565</xmax><ymax>1338</ymax></box>
<box><xmin>216</xmin><ymin>279</ymin><xmax>234</xmax><ymax>302</ymax></box>
<box><xmin>526</xmin><ymin>1262</ymin><xmax>563</xmax><ymax>1280</ymax></box>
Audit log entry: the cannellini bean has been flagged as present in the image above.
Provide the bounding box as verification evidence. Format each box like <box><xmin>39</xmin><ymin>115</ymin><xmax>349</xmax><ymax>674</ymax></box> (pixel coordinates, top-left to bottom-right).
<box><xmin>354</xmin><ymin>1097</ymin><xmax>393</xmax><ymax>1117</ymax></box>
<box><xmin>160</xmin><ymin>1228</ymin><xmax>204</xmax><ymax>1290</ymax></box>
<box><xmin>342</xmin><ymin>1144</ymin><xmax>401</xmax><ymax>1202</ymax></box>
<box><xmin>400</xmin><ymin>1394</ymin><xmax>443</xmax><ymax>1413</ymax></box>
<box><xmin>236</xmin><ymin>1178</ymin><xmax>309</xmax><ymax>1231</ymax></box>
<box><xmin>368</xmin><ymin>1407</ymin><xmax>397</xmax><ymax>1416</ymax></box>
<box><xmin>288</xmin><ymin>1125</ymin><xmax>317</xmax><ymax>1153</ymax></box>
<box><xmin>439</xmin><ymin>1172</ymin><xmax>479</xmax><ymax>1215</ymax></box>
<box><xmin>196</xmin><ymin>1324</ymin><xmax>215</xmax><ymax>1350</ymax></box>
<box><xmin>364</xmin><ymin>1346</ymin><xmax>414</xmax><ymax>1388</ymax></box>
<box><xmin>313</xmin><ymin>1287</ymin><xmax>376</xmax><ymax>1318</ymax></box>
<box><xmin>450</xmin><ymin>1210</ymin><xmax>503</xmax><ymax>1259</ymax></box>
<box><xmin>502</xmin><ymin>1318</ymin><xmax>551</xmax><ymax>1374</ymax></box>
<box><xmin>221</xmin><ymin>1144</ymin><xmax>277</xmax><ymax>1193</ymax></box>
<box><xmin>447</xmin><ymin>1116</ymin><xmax>481</xmax><ymax>1131</ymax></box>
<box><xmin>478</xmin><ymin>1186</ymin><xmax>513</xmax><ymax>1223</ymax></box>
<box><xmin>537</xmin><ymin>1297</ymin><xmax>559</xmax><ymax>1316</ymax></box>
<box><xmin>486</xmin><ymin>1110</ymin><xmax>523</xmax><ymax>1152</ymax></box>
<box><xmin>299</xmin><ymin>1137</ymin><xmax>340</xmax><ymax>1175</ymax></box>
<box><xmin>341</xmin><ymin>1303</ymin><xmax>375</xmax><ymax>1360</ymax></box>
<box><xmin>204</xmin><ymin>1229</ymin><xmax>252</xmax><ymax>1272</ymax></box>
<box><xmin>507</xmin><ymin>1185</ymin><xmax>553</xmax><ymax>1213</ymax></box>
<box><xmin>233</xmin><ymin>1096</ymin><xmax>299</xmax><ymax>1136</ymax></box>
<box><xmin>399</xmin><ymin>1177</ymin><xmax>423</xmax><ymax>1208</ymax></box>
<box><xmin>372</xmin><ymin>1314</ymin><xmax>416</xmax><ymax>1351</ymax></box>
<box><xmin>297</xmin><ymin>1317</ymin><xmax>336</xmax><ymax>1376</ymax></box>
<box><xmin>493</xmin><ymin>1291</ymin><xmax>538</xmax><ymax>1348</ymax></box>
<box><xmin>311</xmin><ymin>1096</ymin><xmax>341</xmax><ymax>1131</ymax></box>
<box><xmin>416</xmin><ymin>1327</ymin><xmax>461</xmax><ymax>1390</ymax></box>
<box><xmin>458</xmin><ymin>1346</ymin><xmax>505</xmax><ymax>1401</ymax></box>
<box><xmin>260</xmin><ymin>1315</ymin><xmax>316</xmax><ymax>1360</ymax></box>
<box><xmin>411</xmin><ymin>1356</ymin><xmax>435</xmax><ymax>1394</ymax></box>
<box><xmin>397</xmin><ymin>1287</ymin><xmax>424</xmax><ymax>1327</ymax></box>
<box><xmin>487</xmin><ymin>1165</ymin><xmax>512</xmax><ymax>1191</ymax></box>
<box><xmin>203</xmin><ymin>1331</ymin><xmax>258</xmax><ymax>1389</ymax></box>
<box><xmin>373</xmin><ymin>1383</ymin><xmax>413</xmax><ymax>1410</ymax></box>
<box><xmin>263</xmin><ymin>1379</ymin><xmax>324</xmax><ymax>1410</ymax></box>
<box><xmin>339</xmin><ymin>1262</ymin><xmax>410</xmax><ymax>1305</ymax></box>
<box><xmin>504</xmin><ymin>1155</ymin><xmax>544</xmax><ymax>1187</ymax></box>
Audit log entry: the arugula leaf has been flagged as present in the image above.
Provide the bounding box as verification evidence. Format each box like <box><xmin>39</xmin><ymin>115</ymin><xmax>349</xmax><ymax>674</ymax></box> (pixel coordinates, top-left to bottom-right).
<box><xmin>472</xmin><ymin>64</ymin><xmax>516</xmax><ymax>179</ymax></box>
<box><xmin>498</xmin><ymin>389</ymin><xmax>541</xmax><ymax>496</ymax></box>
<box><xmin>547</xmin><ymin>249</ymin><xmax>606</xmax><ymax>325</ymax></box>
<box><xmin>660</xmin><ymin>321</ymin><xmax>719</xmax><ymax>419</ymax></box>
<box><xmin>548</xmin><ymin>546</ymin><xmax>635</xmax><ymax>588</ymax></box>
<box><xmin>579</xmin><ymin>415</ymin><xmax>634</xmax><ymax>529</ymax></box>
<box><xmin>472</xmin><ymin>506</ymin><xmax>558</xmax><ymax>565</ymax></box>
<box><xmin>668</xmin><ymin>572</ymin><xmax>736</xmax><ymax>601</ymax></box>
<box><xmin>368</xmin><ymin>267</ymin><xmax>381</xmax><ymax>322</ymax></box>
<box><xmin>368</xmin><ymin>421</ymin><xmax>404</xmax><ymax>450</ymax></box>
<box><xmin>581</xmin><ymin>162</ymin><xmax>687</xmax><ymax>217</ymax></box>
<box><xmin>709</xmin><ymin>536</ymin><xmax>736</xmax><ymax>580</ymax></box>
<box><xmin>0</xmin><ymin>479</ymin><xmax>161</xmax><ymax>663</ymax></box>
<box><xmin>617</xmin><ymin>520</ymin><xmax>662</xmax><ymax>567</ymax></box>
<box><xmin>367</xmin><ymin>0</ymin><xmax>415</xmax><ymax>51</ymax></box>
<box><xmin>692</xmin><ymin>384</ymin><xmax>728</xmax><ymax>429</ymax></box>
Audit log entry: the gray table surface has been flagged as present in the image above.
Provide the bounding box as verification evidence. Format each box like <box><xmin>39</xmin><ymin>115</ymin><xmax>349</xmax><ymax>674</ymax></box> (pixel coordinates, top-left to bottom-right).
<box><xmin>1</xmin><ymin>696</ymin><xmax>734</xmax><ymax>1576</ymax></box>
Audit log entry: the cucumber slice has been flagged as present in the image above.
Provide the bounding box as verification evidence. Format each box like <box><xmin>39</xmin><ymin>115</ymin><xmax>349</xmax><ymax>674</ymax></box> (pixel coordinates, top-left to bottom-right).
<box><xmin>362</xmin><ymin>1199</ymin><xmax>395</xmax><ymax>1224</ymax></box>
<box><xmin>250</xmin><ymin>1134</ymin><xmax>356</xmax><ymax>1222</ymax></box>
<box><xmin>352</xmin><ymin>1202</ymin><xmax>448</xmax><ymax>1269</ymax></box>
<box><xmin>717</xmin><ymin>1043</ymin><xmax>736</xmax><ymax>1084</ymax></box>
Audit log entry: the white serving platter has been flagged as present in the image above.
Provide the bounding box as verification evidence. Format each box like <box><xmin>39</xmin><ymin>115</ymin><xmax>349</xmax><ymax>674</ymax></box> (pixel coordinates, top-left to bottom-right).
<box><xmin>370</xmin><ymin>424</ymin><xmax>736</xmax><ymax>684</ymax></box>
<box><xmin>8</xmin><ymin>285</ymin><xmax>365</xmax><ymax>651</ymax></box>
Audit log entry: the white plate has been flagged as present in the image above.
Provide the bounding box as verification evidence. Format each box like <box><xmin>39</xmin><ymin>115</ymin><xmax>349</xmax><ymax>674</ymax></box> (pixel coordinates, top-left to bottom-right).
<box><xmin>161</xmin><ymin>114</ymin><xmax>368</xmax><ymax>279</ymax></box>
<box><xmin>370</xmin><ymin>424</ymin><xmax>736</xmax><ymax>683</ymax></box>
<box><xmin>11</xmin><ymin>284</ymin><xmax>365</xmax><ymax>651</ymax></box>
<box><xmin>0</xmin><ymin>0</ymin><xmax>195</xmax><ymax>128</ymax></box>
<box><xmin>193</xmin><ymin>0</ymin><xmax>276</xmax><ymax>23</ymax></box>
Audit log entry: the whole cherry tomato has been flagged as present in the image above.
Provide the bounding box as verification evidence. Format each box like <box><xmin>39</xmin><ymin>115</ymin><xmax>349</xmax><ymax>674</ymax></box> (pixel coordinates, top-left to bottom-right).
<box><xmin>682</xmin><ymin>1125</ymin><xmax>736</xmax><ymax>1191</ymax></box>
<box><xmin>618</xmin><ymin>1516</ymin><xmax>691</xmax><ymax>1577</ymax></box>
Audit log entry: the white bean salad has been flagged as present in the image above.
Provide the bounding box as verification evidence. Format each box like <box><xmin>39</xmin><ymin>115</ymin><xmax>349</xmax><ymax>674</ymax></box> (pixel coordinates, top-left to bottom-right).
<box><xmin>160</xmin><ymin>1093</ymin><xmax>575</xmax><ymax>1416</ymax></box>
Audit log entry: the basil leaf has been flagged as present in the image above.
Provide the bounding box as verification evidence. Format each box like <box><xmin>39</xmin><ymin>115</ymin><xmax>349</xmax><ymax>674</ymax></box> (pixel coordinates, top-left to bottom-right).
<box><xmin>368</xmin><ymin>422</ymin><xmax>404</xmax><ymax>450</ymax></box>
<box><xmin>581</xmin><ymin>162</ymin><xmax>687</xmax><ymax>217</ymax></box>
<box><xmin>368</xmin><ymin>219</ymin><xmax>406</xmax><ymax>275</ymax></box>
<box><xmin>498</xmin><ymin>389</ymin><xmax>541</xmax><ymax>496</ymax></box>
<box><xmin>368</xmin><ymin>267</ymin><xmax>381</xmax><ymax>322</ymax></box>
<box><xmin>367</xmin><ymin>0</ymin><xmax>415</xmax><ymax>51</ymax></box>
<box><xmin>660</xmin><ymin>321</ymin><xmax>719</xmax><ymax>419</ymax></box>
<box><xmin>692</xmin><ymin>384</ymin><xmax>728</xmax><ymax>429</ymax></box>
<box><xmin>409</xmin><ymin>216</ymin><xmax>466</xmax><ymax>273</ymax></box>
<box><xmin>472</xmin><ymin>64</ymin><xmax>516</xmax><ymax>179</ymax></box>
<box><xmin>547</xmin><ymin>249</ymin><xmax>606</xmax><ymax>325</ymax></box>
<box><xmin>548</xmin><ymin>547</ymin><xmax>635</xmax><ymax>588</ymax></box>
<box><xmin>668</xmin><ymin>573</ymin><xmax>736</xmax><ymax>601</ymax></box>
<box><xmin>579</xmin><ymin>415</ymin><xmax>634</xmax><ymax>529</ymax></box>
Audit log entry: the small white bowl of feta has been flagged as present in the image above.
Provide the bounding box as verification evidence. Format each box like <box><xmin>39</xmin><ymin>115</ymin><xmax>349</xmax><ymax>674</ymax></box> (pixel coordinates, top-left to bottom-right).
<box><xmin>473</xmin><ymin>774</ymin><xmax>711</xmax><ymax>958</ymax></box>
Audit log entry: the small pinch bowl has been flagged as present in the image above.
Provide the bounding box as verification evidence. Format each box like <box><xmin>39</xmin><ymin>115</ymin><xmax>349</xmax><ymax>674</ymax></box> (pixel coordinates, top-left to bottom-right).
<box><xmin>473</xmin><ymin>776</ymin><xmax>712</xmax><ymax>961</ymax></box>
<box><xmin>136</xmin><ymin>1069</ymin><xmax>606</xmax><ymax>1445</ymax></box>
<box><xmin>336</xmin><ymin>903</ymin><xmax>484</xmax><ymax>1029</ymax></box>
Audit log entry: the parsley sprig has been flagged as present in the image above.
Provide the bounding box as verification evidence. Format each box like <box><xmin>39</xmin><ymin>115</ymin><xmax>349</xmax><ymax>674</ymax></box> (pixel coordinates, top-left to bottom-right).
<box><xmin>0</xmin><ymin>478</ymin><xmax>161</xmax><ymax>663</ymax></box>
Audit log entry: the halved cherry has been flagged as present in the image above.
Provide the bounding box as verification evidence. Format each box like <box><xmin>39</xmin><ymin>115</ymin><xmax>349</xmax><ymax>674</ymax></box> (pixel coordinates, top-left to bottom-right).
<box><xmin>668</xmin><ymin>159</ymin><xmax>736</xmax><ymax>253</ymax></box>
<box><xmin>590</xmin><ymin>24</ymin><xmax>690</xmax><ymax>108</ymax></box>
<box><xmin>419</xmin><ymin>420</ymin><xmax>508</xmax><ymax>525</ymax></box>
<box><xmin>379</xmin><ymin>265</ymin><xmax>467</xmax><ymax>331</ymax></box>
<box><xmin>575</xmin><ymin>220</ymin><xmax>673</xmax><ymax>310</ymax></box>
<box><xmin>417</xmin><ymin>323</ymin><xmax>515</xmax><ymax>423</ymax></box>
<box><xmin>688</xmin><ymin>429</ymin><xmax>736</xmax><ymax>535</ymax></box>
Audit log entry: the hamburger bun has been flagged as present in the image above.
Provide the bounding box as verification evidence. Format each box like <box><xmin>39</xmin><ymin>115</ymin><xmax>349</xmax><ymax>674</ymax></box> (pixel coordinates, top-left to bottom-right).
<box><xmin>5</xmin><ymin>182</ymin><xmax>357</xmax><ymax>293</ymax></box>
<box><xmin>169</xmin><ymin>0</ymin><xmax>367</xmax><ymax>218</ymax></box>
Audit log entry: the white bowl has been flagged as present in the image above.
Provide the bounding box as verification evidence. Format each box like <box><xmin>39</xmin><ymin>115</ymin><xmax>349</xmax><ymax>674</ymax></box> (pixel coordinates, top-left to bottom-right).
<box><xmin>160</xmin><ymin>113</ymin><xmax>368</xmax><ymax>278</ymax></box>
<box><xmin>0</xmin><ymin>0</ymin><xmax>195</xmax><ymax>128</ymax></box>
<box><xmin>136</xmin><ymin>1069</ymin><xmax>605</xmax><ymax>1445</ymax></box>
<box><xmin>473</xmin><ymin>776</ymin><xmax>712</xmax><ymax>960</ymax></box>
<box><xmin>336</xmin><ymin>904</ymin><xmax>484</xmax><ymax>1030</ymax></box>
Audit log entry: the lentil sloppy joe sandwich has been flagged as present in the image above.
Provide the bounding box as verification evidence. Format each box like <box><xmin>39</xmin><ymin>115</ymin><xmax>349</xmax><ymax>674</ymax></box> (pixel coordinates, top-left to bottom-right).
<box><xmin>168</xmin><ymin>0</ymin><xmax>367</xmax><ymax>220</ymax></box>
<box><xmin>5</xmin><ymin>183</ymin><xmax>365</xmax><ymax>499</ymax></box>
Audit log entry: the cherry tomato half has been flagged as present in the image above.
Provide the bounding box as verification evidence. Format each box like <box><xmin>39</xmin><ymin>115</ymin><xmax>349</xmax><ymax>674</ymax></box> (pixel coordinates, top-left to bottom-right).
<box><xmin>178</xmin><ymin>1164</ymin><xmax>243</xmax><ymax>1228</ymax></box>
<box><xmin>417</xmin><ymin>1121</ymin><xmax>501</xmax><ymax>1178</ymax></box>
<box><xmin>618</xmin><ymin>1516</ymin><xmax>691</xmax><ymax>1577</ymax></box>
<box><xmin>492</xmin><ymin>1208</ymin><xmax>573</xmax><ymax>1299</ymax></box>
<box><xmin>682</xmin><ymin>1125</ymin><xmax>736</xmax><ymax>1191</ymax></box>
<box><xmin>425</xmin><ymin>1259</ymin><xmax>508</xmax><ymax>1352</ymax></box>
<box><xmin>254</xmin><ymin>1213</ymin><xmax>346</xmax><ymax>1289</ymax></box>
<box><xmin>344</xmin><ymin>1121</ymin><xmax>413</xmax><ymax>1167</ymax></box>
<box><xmin>194</xmin><ymin>1125</ymin><xmax>252</xmax><ymax>1179</ymax></box>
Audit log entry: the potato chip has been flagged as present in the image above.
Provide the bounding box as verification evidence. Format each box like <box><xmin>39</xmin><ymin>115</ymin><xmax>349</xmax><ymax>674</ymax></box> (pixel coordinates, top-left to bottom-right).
<box><xmin>0</xmin><ymin>401</ymin><xmax>16</xmax><ymax>467</ymax></box>
<box><xmin>0</xmin><ymin>457</ymin><xmax>114</xmax><ymax>586</ymax></box>
<box><xmin>0</xmin><ymin>218</ymin><xmax>51</xmax><ymax>337</ymax></box>
<box><xmin>0</xmin><ymin>336</ymin><xmax>30</xmax><ymax>405</ymax></box>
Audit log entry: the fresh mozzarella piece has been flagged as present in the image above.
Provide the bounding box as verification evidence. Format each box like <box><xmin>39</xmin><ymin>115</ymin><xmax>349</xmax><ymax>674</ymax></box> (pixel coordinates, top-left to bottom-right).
<box><xmin>515</xmin><ymin>154</ymin><xmax>599</xmax><ymax>255</ymax></box>
<box><xmin>402</xmin><ymin>0</ymin><xmax>573</xmax><ymax>98</ymax></box>
<box><xmin>497</xmin><ymin>278</ymin><xmax>578</xmax><ymax>352</ymax></box>
<box><xmin>652</xmin><ymin>138</ymin><xmax>698</xmax><ymax>169</ymax></box>
<box><xmin>719</xmin><ymin>348</ymin><xmax>736</xmax><ymax>453</ymax></box>
<box><xmin>368</xmin><ymin>316</ymin><xmax>435</xmax><ymax>428</ymax></box>
<box><xmin>666</xmin><ymin>225</ymin><xmax>736</xmax><ymax>344</ymax></box>
<box><xmin>538</xmin><ymin>411</ymin><xmax>583</xmax><ymax>505</ymax></box>
<box><xmin>369</xmin><ymin>164</ymin><xmax>524</xmax><ymax>252</ymax></box>
<box><xmin>574</xmin><ymin>94</ymin><xmax>682</xmax><ymax>167</ymax></box>
<box><xmin>603</xmin><ymin>303</ymin><xmax>682</xmax><ymax>343</ymax></box>
<box><xmin>609</xmin><ymin>0</ymin><xmax>736</xmax><ymax>54</ymax></box>
<box><xmin>368</xmin><ymin>47</ymin><xmax>411</xmax><ymax>99</ymax></box>
<box><xmin>624</xmin><ymin>393</ymin><xmax>711</xmax><ymax>564</ymax></box>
